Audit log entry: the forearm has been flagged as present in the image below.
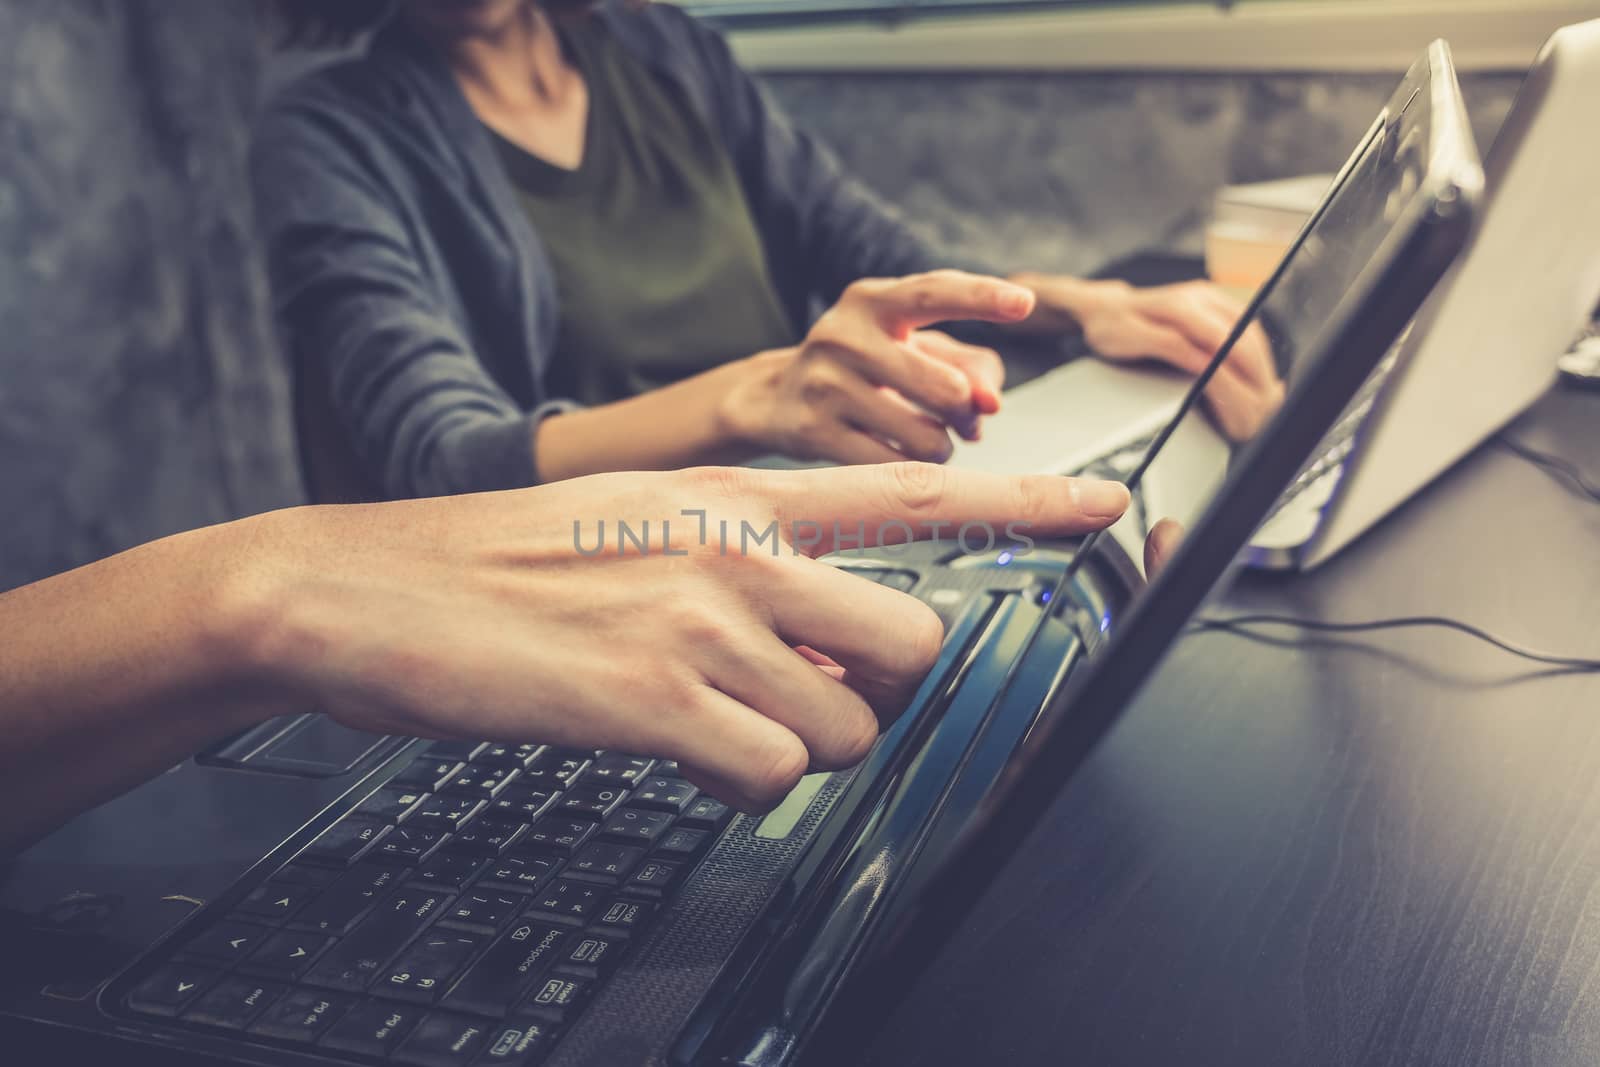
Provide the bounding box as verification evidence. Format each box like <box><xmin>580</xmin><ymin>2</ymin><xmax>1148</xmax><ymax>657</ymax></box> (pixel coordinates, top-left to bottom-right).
<box><xmin>534</xmin><ymin>357</ymin><xmax>763</xmax><ymax>482</ymax></box>
<box><xmin>0</xmin><ymin>517</ymin><xmax>297</xmax><ymax>852</ymax></box>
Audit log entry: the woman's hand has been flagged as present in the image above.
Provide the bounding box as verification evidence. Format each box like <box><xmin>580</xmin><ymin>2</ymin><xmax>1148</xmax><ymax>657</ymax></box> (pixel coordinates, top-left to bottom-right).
<box><xmin>1013</xmin><ymin>273</ymin><xmax>1286</xmax><ymax>442</ymax></box>
<box><xmin>716</xmin><ymin>270</ymin><xmax>1032</xmax><ymax>465</ymax></box>
<box><xmin>233</xmin><ymin>462</ymin><xmax>1131</xmax><ymax>811</ymax></box>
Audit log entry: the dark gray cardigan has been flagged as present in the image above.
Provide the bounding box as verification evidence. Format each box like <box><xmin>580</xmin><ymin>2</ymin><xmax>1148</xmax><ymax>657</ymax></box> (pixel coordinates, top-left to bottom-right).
<box><xmin>251</xmin><ymin>3</ymin><xmax>948</xmax><ymax>499</ymax></box>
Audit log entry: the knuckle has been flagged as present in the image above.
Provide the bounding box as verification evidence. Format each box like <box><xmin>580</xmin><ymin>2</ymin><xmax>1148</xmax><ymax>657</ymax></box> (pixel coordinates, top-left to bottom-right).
<box><xmin>1011</xmin><ymin>474</ymin><xmax>1050</xmax><ymax>526</ymax></box>
<box><xmin>672</xmin><ymin>598</ymin><xmax>735</xmax><ymax>651</ymax></box>
<box><xmin>685</xmin><ymin>464</ymin><xmax>756</xmax><ymax>504</ymax></box>
<box><xmin>807</xmin><ymin>310</ymin><xmax>846</xmax><ymax>348</ymax></box>
<box><xmin>843</xmin><ymin>277</ymin><xmax>887</xmax><ymax>304</ymax></box>
<box><xmin>798</xmin><ymin>361</ymin><xmax>843</xmax><ymax>403</ymax></box>
<box><xmin>881</xmin><ymin>461</ymin><xmax>949</xmax><ymax>517</ymax></box>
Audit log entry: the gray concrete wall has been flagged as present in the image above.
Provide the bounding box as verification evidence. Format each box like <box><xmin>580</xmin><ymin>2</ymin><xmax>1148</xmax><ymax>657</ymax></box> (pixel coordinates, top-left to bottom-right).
<box><xmin>0</xmin><ymin>0</ymin><xmax>303</xmax><ymax>592</ymax></box>
<box><xmin>764</xmin><ymin>69</ymin><xmax>1523</xmax><ymax>275</ymax></box>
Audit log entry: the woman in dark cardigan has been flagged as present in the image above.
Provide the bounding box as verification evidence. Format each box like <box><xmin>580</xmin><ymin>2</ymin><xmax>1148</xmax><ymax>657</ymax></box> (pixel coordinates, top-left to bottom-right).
<box><xmin>254</xmin><ymin>0</ymin><xmax>1277</xmax><ymax>501</ymax></box>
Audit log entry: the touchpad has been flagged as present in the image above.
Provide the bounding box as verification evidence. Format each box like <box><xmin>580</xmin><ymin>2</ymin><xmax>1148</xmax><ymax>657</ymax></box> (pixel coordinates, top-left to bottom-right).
<box><xmin>196</xmin><ymin>713</ymin><xmax>398</xmax><ymax>777</ymax></box>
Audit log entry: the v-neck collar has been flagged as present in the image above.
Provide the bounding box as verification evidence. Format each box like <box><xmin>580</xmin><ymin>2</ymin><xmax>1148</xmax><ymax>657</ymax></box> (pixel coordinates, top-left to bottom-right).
<box><xmin>483</xmin><ymin>21</ymin><xmax>602</xmax><ymax>197</ymax></box>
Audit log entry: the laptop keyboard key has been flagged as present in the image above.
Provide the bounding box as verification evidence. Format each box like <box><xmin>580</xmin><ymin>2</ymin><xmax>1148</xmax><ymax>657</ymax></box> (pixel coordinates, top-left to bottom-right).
<box><xmin>290</xmin><ymin>862</ymin><xmax>404</xmax><ymax>935</ymax></box>
<box><xmin>373</xmin><ymin>825</ymin><xmax>448</xmax><ymax>866</ymax></box>
<box><xmin>591</xmin><ymin>899</ymin><xmax>655</xmax><ymax>938</ymax></box>
<box><xmin>479</xmin><ymin>1019</ymin><xmax>558</xmax><ymax>1065</ymax></box>
<box><xmin>679</xmin><ymin>796</ymin><xmax>733</xmax><ymax>831</ymax></box>
<box><xmin>567</xmin><ymin>842</ymin><xmax>645</xmax><ymax>885</ymax></box>
<box><xmin>246</xmin><ymin>987</ymin><xmax>352</xmax><ymax>1043</ymax></box>
<box><xmin>585</xmin><ymin>753</ymin><xmax>653</xmax><ymax>784</ymax></box>
<box><xmin>408</xmin><ymin>794</ymin><xmax>484</xmax><ymax>833</ymax></box>
<box><xmin>442</xmin><ymin>765</ymin><xmax>519</xmax><ymax>800</ymax></box>
<box><xmin>301</xmin><ymin>890</ymin><xmax>454</xmax><ymax>993</ymax></box>
<box><xmin>447</xmin><ymin>816</ymin><xmax>523</xmax><ymax>857</ymax></box>
<box><xmin>440</xmin><ymin>890</ymin><xmax>527</xmax><ymax>934</ymax></box>
<box><xmin>529</xmin><ymin>878</ymin><xmax>606</xmax><ymax>925</ymax></box>
<box><xmin>473</xmin><ymin>743</ymin><xmax>543</xmax><ymax>770</ymax></box>
<box><xmin>300</xmin><ymin>817</ymin><xmax>389</xmax><ymax>868</ymax></box>
<box><xmin>518</xmin><ymin>975</ymin><xmax>593</xmax><ymax>1024</ymax></box>
<box><xmin>238</xmin><ymin>931</ymin><xmax>333</xmax><ymax>981</ymax></box>
<box><xmin>319</xmin><ymin>997</ymin><xmax>424</xmax><ymax>1058</ymax></box>
<box><xmin>485</xmin><ymin>787</ymin><xmax>560</xmax><ymax>825</ymax></box>
<box><xmin>181</xmin><ymin>976</ymin><xmax>286</xmax><ymax>1030</ymax></box>
<box><xmin>375</xmin><ymin>930</ymin><xmax>486</xmax><ymax>1004</ymax></box>
<box><xmin>630</xmin><ymin>777</ymin><xmax>697</xmax><ymax>813</ymax></box>
<box><xmin>178</xmin><ymin>919</ymin><xmax>272</xmax><ymax>965</ymax></box>
<box><xmin>556</xmin><ymin>784</ymin><xmax>627</xmax><ymax>819</ymax></box>
<box><xmin>475</xmin><ymin>852</ymin><xmax>562</xmax><ymax>895</ymax></box>
<box><xmin>653</xmin><ymin>827</ymin><xmax>709</xmax><ymax>861</ymax></box>
<box><xmin>522</xmin><ymin>751</ymin><xmax>589</xmax><ymax>789</ymax></box>
<box><xmin>520</xmin><ymin>814</ymin><xmax>596</xmax><ymax>854</ymax></box>
<box><xmin>395</xmin><ymin>759</ymin><xmax>465</xmax><ymax>792</ymax></box>
<box><xmin>555</xmin><ymin>931</ymin><xmax>624</xmax><ymax>977</ymax></box>
<box><xmin>424</xmin><ymin>741</ymin><xmax>485</xmax><ymax>763</ymax></box>
<box><xmin>599</xmin><ymin>808</ymin><xmax>674</xmax><ymax>846</ymax></box>
<box><xmin>622</xmin><ymin>860</ymin><xmax>682</xmax><ymax>900</ymax></box>
<box><xmin>357</xmin><ymin>786</ymin><xmax>430</xmax><ymax>823</ymax></box>
<box><xmin>271</xmin><ymin>864</ymin><xmax>341</xmax><ymax>888</ymax></box>
<box><xmin>440</xmin><ymin>921</ymin><xmax>569</xmax><ymax>1018</ymax></box>
<box><xmin>126</xmin><ymin>963</ymin><xmax>220</xmax><ymax>1017</ymax></box>
<box><xmin>393</xmin><ymin>1011</ymin><xmax>492</xmax><ymax>1067</ymax></box>
<box><xmin>235</xmin><ymin>881</ymin><xmax>320</xmax><ymax>925</ymax></box>
<box><xmin>410</xmin><ymin>852</ymin><xmax>484</xmax><ymax>892</ymax></box>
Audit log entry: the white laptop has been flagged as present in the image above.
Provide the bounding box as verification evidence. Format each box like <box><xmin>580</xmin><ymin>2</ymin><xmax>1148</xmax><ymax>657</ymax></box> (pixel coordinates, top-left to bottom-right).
<box><xmin>957</xmin><ymin>17</ymin><xmax>1600</xmax><ymax>573</ymax></box>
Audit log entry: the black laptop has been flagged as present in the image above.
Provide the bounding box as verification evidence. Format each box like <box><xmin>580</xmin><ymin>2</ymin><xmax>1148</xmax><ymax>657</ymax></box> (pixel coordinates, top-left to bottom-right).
<box><xmin>0</xmin><ymin>41</ymin><xmax>1482</xmax><ymax>1067</ymax></box>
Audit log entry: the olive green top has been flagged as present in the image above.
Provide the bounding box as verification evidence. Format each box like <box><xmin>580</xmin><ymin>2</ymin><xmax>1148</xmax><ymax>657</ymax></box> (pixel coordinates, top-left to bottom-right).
<box><xmin>490</xmin><ymin>18</ymin><xmax>798</xmax><ymax>407</ymax></box>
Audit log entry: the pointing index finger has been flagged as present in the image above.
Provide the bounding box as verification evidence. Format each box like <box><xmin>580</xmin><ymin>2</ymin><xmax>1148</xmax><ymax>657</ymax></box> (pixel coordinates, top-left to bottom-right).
<box><xmin>761</xmin><ymin>463</ymin><xmax>1132</xmax><ymax>558</ymax></box>
<box><xmin>871</xmin><ymin>271</ymin><xmax>1036</xmax><ymax>336</ymax></box>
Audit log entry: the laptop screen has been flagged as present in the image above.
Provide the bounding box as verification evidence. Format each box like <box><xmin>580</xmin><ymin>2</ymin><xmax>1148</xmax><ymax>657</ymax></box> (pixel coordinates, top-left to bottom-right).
<box><xmin>1052</xmin><ymin>62</ymin><xmax>1458</xmax><ymax>611</ymax></box>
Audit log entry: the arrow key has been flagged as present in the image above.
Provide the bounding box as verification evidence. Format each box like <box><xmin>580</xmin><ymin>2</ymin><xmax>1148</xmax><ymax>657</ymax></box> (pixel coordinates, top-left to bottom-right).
<box><xmin>239</xmin><ymin>931</ymin><xmax>334</xmax><ymax>981</ymax></box>
<box><xmin>235</xmin><ymin>881</ymin><xmax>321</xmax><ymax>926</ymax></box>
<box><xmin>125</xmin><ymin>963</ymin><xmax>220</xmax><ymax>1017</ymax></box>
<box><xmin>177</xmin><ymin>919</ymin><xmax>273</xmax><ymax>965</ymax></box>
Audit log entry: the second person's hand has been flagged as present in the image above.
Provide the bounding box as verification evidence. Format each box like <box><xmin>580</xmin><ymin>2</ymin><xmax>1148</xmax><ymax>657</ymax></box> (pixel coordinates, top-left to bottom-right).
<box><xmin>717</xmin><ymin>270</ymin><xmax>1032</xmax><ymax>465</ymax></box>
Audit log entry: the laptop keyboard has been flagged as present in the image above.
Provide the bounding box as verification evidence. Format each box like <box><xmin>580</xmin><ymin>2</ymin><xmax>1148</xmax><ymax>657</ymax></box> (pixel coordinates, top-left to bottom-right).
<box><xmin>119</xmin><ymin>741</ymin><xmax>734</xmax><ymax>1065</ymax></box>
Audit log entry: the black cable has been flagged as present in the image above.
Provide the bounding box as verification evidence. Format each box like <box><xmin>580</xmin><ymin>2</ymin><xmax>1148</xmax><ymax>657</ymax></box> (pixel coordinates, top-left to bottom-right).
<box><xmin>1191</xmin><ymin>612</ymin><xmax>1600</xmax><ymax>671</ymax></box>
<box><xmin>1494</xmin><ymin>435</ymin><xmax>1600</xmax><ymax>503</ymax></box>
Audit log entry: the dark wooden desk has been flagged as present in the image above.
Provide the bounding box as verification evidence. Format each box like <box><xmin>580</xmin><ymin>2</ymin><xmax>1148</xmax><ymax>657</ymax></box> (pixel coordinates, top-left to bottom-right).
<box><xmin>859</xmin><ymin>384</ymin><xmax>1600</xmax><ymax>1067</ymax></box>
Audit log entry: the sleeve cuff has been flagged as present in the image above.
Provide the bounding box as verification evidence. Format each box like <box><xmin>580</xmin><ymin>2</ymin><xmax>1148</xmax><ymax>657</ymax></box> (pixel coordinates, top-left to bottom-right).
<box><xmin>420</xmin><ymin>399</ymin><xmax>584</xmax><ymax>496</ymax></box>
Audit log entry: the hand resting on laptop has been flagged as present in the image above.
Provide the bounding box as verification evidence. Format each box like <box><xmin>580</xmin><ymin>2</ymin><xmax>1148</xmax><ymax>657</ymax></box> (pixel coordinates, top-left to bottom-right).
<box><xmin>1014</xmin><ymin>273</ymin><xmax>1285</xmax><ymax>442</ymax></box>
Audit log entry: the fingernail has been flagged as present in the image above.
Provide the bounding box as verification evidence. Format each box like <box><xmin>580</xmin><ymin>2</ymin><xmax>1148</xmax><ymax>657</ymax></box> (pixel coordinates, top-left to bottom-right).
<box><xmin>1073</xmin><ymin>479</ymin><xmax>1131</xmax><ymax>518</ymax></box>
<box><xmin>999</xmin><ymin>286</ymin><xmax>1034</xmax><ymax>318</ymax></box>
